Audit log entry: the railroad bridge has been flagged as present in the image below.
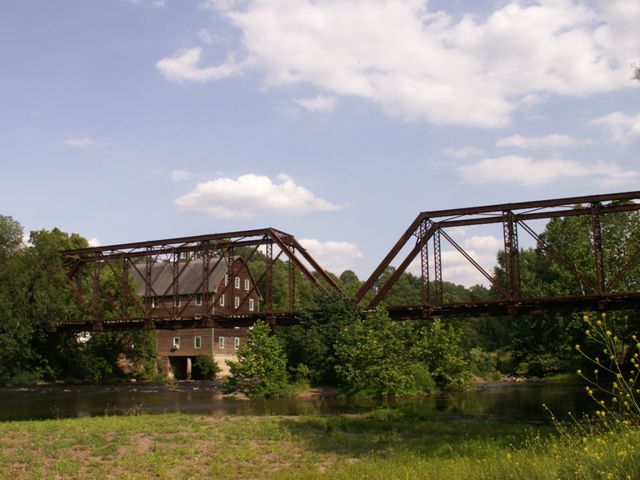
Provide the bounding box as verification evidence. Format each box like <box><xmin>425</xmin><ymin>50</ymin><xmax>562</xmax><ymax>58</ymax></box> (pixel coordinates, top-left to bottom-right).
<box><xmin>58</xmin><ymin>191</ymin><xmax>640</xmax><ymax>332</ymax></box>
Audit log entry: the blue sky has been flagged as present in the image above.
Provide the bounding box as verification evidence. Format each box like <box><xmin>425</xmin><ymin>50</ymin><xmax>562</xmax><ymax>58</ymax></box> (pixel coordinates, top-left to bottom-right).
<box><xmin>1</xmin><ymin>0</ymin><xmax>639</xmax><ymax>285</ymax></box>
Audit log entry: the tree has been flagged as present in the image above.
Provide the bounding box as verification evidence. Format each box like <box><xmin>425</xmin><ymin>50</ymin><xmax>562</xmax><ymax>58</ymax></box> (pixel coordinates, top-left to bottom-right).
<box><xmin>334</xmin><ymin>309</ymin><xmax>425</xmax><ymax>396</ymax></box>
<box><xmin>226</xmin><ymin>320</ymin><xmax>288</xmax><ymax>397</ymax></box>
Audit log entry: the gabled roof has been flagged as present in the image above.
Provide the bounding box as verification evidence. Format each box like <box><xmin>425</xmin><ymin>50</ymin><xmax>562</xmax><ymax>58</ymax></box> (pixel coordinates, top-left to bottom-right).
<box><xmin>130</xmin><ymin>257</ymin><xmax>231</xmax><ymax>297</ymax></box>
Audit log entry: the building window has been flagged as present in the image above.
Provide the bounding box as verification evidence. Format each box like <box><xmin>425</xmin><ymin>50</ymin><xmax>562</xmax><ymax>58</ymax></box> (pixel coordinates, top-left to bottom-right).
<box><xmin>234</xmin><ymin>296</ymin><xmax>240</xmax><ymax>308</ymax></box>
<box><xmin>224</xmin><ymin>274</ymin><xmax>229</xmax><ymax>286</ymax></box>
<box><xmin>172</xmin><ymin>337</ymin><xmax>180</xmax><ymax>349</ymax></box>
<box><xmin>151</xmin><ymin>297</ymin><xmax>159</xmax><ymax>308</ymax></box>
<box><xmin>219</xmin><ymin>336</ymin><xmax>225</xmax><ymax>349</ymax></box>
<box><xmin>244</xmin><ymin>279</ymin><xmax>250</xmax><ymax>291</ymax></box>
<box><xmin>174</xmin><ymin>297</ymin><xmax>181</xmax><ymax>307</ymax></box>
<box><xmin>234</xmin><ymin>337</ymin><xmax>240</xmax><ymax>350</ymax></box>
<box><xmin>219</xmin><ymin>294</ymin><xmax>225</xmax><ymax>307</ymax></box>
<box><xmin>194</xmin><ymin>336</ymin><xmax>202</xmax><ymax>349</ymax></box>
<box><xmin>249</xmin><ymin>298</ymin><xmax>255</xmax><ymax>311</ymax></box>
<box><xmin>195</xmin><ymin>293</ymin><xmax>202</xmax><ymax>306</ymax></box>
<box><xmin>235</xmin><ymin>277</ymin><xmax>240</xmax><ymax>289</ymax></box>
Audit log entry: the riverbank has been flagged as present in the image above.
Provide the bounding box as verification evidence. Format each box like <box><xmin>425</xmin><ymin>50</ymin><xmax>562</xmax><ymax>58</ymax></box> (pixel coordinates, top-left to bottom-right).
<box><xmin>1</xmin><ymin>411</ymin><xmax>638</xmax><ymax>479</ymax></box>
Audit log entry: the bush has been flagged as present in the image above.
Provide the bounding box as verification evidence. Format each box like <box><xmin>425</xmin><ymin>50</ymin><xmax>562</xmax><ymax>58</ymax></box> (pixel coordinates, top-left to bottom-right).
<box><xmin>469</xmin><ymin>347</ymin><xmax>498</xmax><ymax>379</ymax></box>
<box><xmin>226</xmin><ymin>320</ymin><xmax>288</xmax><ymax>397</ymax></box>
<box><xmin>192</xmin><ymin>355</ymin><xmax>220</xmax><ymax>380</ymax></box>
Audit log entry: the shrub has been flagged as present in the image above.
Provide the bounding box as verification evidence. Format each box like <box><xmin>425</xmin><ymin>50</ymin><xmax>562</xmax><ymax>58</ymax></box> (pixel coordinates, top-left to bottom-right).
<box><xmin>192</xmin><ymin>355</ymin><xmax>220</xmax><ymax>380</ymax></box>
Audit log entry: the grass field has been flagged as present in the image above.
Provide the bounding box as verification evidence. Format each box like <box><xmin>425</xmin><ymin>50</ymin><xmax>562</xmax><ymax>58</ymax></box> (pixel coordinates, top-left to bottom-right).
<box><xmin>0</xmin><ymin>409</ymin><xmax>638</xmax><ymax>479</ymax></box>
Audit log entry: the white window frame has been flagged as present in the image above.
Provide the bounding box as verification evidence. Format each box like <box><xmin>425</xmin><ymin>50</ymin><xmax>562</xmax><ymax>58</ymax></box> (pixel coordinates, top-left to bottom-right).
<box><xmin>194</xmin><ymin>336</ymin><xmax>202</xmax><ymax>349</ymax></box>
<box><xmin>244</xmin><ymin>279</ymin><xmax>250</xmax><ymax>291</ymax></box>
<box><xmin>195</xmin><ymin>293</ymin><xmax>202</xmax><ymax>306</ymax></box>
<box><xmin>219</xmin><ymin>294</ymin><xmax>225</xmax><ymax>307</ymax></box>
<box><xmin>219</xmin><ymin>336</ymin><xmax>225</xmax><ymax>349</ymax></box>
<box><xmin>249</xmin><ymin>298</ymin><xmax>255</xmax><ymax>311</ymax></box>
<box><xmin>234</xmin><ymin>337</ymin><xmax>240</xmax><ymax>350</ymax></box>
<box><xmin>224</xmin><ymin>274</ymin><xmax>229</xmax><ymax>286</ymax></box>
<box><xmin>151</xmin><ymin>297</ymin><xmax>159</xmax><ymax>308</ymax></box>
<box><xmin>172</xmin><ymin>337</ymin><xmax>180</xmax><ymax>349</ymax></box>
<box><xmin>235</xmin><ymin>277</ymin><xmax>240</xmax><ymax>289</ymax></box>
<box><xmin>234</xmin><ymin>296</ymin><xmax>240</xmax><ymax>309</ymax></box>
<box><xmin>174</xmin><ymin>297</ymin><xmax>182</xmax><ymax>308</ymax></box>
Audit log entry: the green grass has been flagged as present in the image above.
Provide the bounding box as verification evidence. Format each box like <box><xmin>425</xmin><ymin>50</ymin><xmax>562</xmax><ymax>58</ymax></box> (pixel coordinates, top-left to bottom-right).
<box><xmin>0</xmin><ymin>410</ymin><xmax>638</xmax><ymax>479</ymax></box>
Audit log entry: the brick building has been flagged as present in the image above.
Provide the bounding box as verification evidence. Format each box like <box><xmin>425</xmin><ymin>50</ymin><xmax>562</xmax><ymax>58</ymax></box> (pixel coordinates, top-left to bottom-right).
<box><xmin>130</xmin><ymin>256</ymin><xmax>261</xmax><ymax>379</ymax></box>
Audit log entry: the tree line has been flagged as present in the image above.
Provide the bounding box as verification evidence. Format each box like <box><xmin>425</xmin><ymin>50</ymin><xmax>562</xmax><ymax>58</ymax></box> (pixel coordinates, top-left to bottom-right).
<box><xmin>1</xmin><ymin>202</ymin><xmax>639</xmax><ymax>390</ymax></box>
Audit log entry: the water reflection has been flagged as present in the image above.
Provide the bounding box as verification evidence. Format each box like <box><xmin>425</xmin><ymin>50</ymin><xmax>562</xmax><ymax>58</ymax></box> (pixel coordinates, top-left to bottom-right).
<box><xmin>0</xmin><ymin>381</ymin><xmax>594</xmax><ymax>422</ymax></box>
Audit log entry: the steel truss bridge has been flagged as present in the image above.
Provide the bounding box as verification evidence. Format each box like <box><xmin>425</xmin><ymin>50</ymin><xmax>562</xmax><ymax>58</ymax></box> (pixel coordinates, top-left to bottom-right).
<box><xmin>57</xmin><ymin>191</ymin><xmax>640</xmax><ymax>332</ymax></box>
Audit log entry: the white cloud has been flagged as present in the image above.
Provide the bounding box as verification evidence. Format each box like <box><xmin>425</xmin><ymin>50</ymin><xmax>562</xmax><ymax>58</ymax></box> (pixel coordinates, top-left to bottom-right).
<box><xmin>61</xmin><ymin>136</ymin><xmax>96</xmax><ymax>148</ymax></box>
<box><xmin>458</xmin><ymin>155</ymin><xmax>639</xmax><ymax>187</ymax></box>
<box><xmin>156</xmin><ymin>47</ymin><xmax>243</xmax><ymax>82</ymax></box>
<box><xmin>197</xmin><ymin>28</ymin><xmax>216</xmax><ymax>45</ymax></box>
<box><xmin>170</xmin><ymin>169</ymin><xmax>193</xmax><ymax>182</ymax></box>
<box><xmin>496</xmin><ymin>134</ymin><xmax>583</xmax><ymax>149</ymax></box>
<box><xmin>591</xmin><ymin>111</ymin><xmax>640</xmax><ymax>144</ymax></box>
<box><xmin>165</xmin><ymin>0</ymin><xmax>640</xmax><ymax>127</ymax></box>
<box><xmin>442</xmin><ymin>146</ymin><xmax>483</xmax><ymax>159</ymax></box>
<box><xmin>87</xmin><ymin>238</ymin><xmax>101</xmax><ymax>247</ymax></box>
<box><xmin>294</xmin><ymin>95</ymin><xmax>337</xmax><ymax>113</ymax></box>
<box><xmin>175</xmin><ymin>173</ymin><xmax>341</xmax><ymax>218</ymax></box>
<box><xmin>298</xmin><ymin>238</ymin><xmax>363</xmax><ymax>273</ymax></box>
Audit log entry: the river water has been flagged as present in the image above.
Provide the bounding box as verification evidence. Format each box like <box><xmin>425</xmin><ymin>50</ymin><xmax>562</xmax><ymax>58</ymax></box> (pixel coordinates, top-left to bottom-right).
<box><xmin>0</xmin><ymin>381</ymin><xmax>594</xmax><ymax>422</ymax></box>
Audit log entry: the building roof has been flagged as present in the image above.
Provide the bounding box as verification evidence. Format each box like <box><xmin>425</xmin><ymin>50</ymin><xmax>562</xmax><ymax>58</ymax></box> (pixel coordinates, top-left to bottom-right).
<box><xmin>129</xmin><ymin>257</ymin><xmax>233</xmax><ymax>297</ymax></box>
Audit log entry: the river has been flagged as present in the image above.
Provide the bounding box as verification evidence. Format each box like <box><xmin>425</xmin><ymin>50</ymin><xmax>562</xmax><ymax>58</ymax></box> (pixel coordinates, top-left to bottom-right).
<box><xmin>0</xmin><ymin>380</ymin><xmax>594</xmax><ymax>422</ymax></box>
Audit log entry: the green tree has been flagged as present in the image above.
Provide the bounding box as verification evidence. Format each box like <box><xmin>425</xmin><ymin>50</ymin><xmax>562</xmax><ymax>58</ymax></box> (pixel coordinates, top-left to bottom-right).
<box><xmin>410</xmin><ymin>319</ymin><xmax>471</xmax><ymax>390</ymax></box>
<box><xmin>334</xmin><ymin>309</ymin><xmax>424</xmax><ymax>396</ymax></box>
<box><xmin>226</xmin><ymin>320</ymin><xmax>288</xmax><ymax>397</ymax></box>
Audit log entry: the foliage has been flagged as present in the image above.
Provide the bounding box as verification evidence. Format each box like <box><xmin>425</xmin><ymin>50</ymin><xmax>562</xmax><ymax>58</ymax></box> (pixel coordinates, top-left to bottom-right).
<box><xmin>226</xmin><ymin>320</ymin><xmax>289</xmax><ymax>397</ymax></box>
<box><xmin>333</xmin><ymin>309</ymin><xmax>421</xmax><ymax>396</ymax></box>
<box><xmin>0</xmin><ymin>215</ymin><xmax>157</xmax><ymax>385</ymax></box>
<box><xmin>277</xmin><ymin>290</ymin><xmax>361</xmax><ymax>386</ymax></box>
<box><xmin>192</xmin><ymin>355</ymin><xmax>220</xmax><ymax>380</ymax></box>
<box><xmin>469</xmin><ymin>347</ymin><xmax>499</xmax><ymax>379</ymax></box>
<box><xmin>411</xmin><ymin>318</ymin><xmax>471</xmax><ymax>390</ymax></box>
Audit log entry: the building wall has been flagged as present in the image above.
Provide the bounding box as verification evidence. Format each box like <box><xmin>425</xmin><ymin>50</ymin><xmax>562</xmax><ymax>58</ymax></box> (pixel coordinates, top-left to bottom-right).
<box><xmin>157</xmin><ymin>327</ymin><xmax>249</xmax><ymax>378</ymax></box>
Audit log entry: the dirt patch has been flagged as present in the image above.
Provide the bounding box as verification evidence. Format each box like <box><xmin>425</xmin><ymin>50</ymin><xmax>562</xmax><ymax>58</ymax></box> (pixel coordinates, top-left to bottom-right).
<box><xmin>296</xmin><ymin>387</ymin><xmax>338</xmax><ymax>400</ymax></box>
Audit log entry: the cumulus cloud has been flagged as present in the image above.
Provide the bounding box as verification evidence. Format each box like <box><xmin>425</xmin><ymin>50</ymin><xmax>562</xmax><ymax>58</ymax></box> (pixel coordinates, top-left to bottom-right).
<box><xmin>496</xmin><ymin>134</ymin><xmax>583</xmax><ymax>149</ymax></box>
<box><xmin>175</xmin><ymin>173</ymin><xmax>341</xmax><ymax>218</ymax></box>
<box><xmin>591</xmin><ymin>111</ymin><xmax>640</xmax><ymax>144</ymax></box>
<box><xmin>442</xmin><ymin>146</ymin><xmax>483</xmax><ymax>159</ymax></box>
<box><xmin>156</xmin><ymin>47</ymin><xmax>243</xmax><ymax>82</ymax></box>
<box><xmin>170</xmin><ymin>169</ymin><xmax>193</xmax><ymax>182</ymax></box>
<box><xmin>294</xmin><ymin>95</ymin><xmax>337</xmax><ymax>113</ymax></box>
<box><xmin>61</xmin><ymin>136</ymin><xmax>96</xmax><ymax>148</ymax></box>
<box><xmin>298</xmin><ymin>238</ymin><xmax>363</xmax><ymax>273</ymax></box>
<box><xmin>87</xmin><ymin>238</ymin><xmax>101</xmax><ymax>247</ymax></box>
<box><xmin>165</xmin><ymin>0</ymin><xmax>640</xmax><ymax>127</ymax></box>
<box><xmin>458</xmin><ymin>155</ymin><xmax>638</xmax><ymax>187</ymax></box>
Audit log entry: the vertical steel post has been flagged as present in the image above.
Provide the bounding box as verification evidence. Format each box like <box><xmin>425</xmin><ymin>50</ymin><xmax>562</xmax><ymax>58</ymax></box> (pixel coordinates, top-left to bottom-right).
<box><xmin>433</xmin><ymin>229</ymin><xmax>443</xmax><ymax>304</ymax></box>
<box><xmin>121</xmin><ymin>258</ymin><xmax>129</xmax><ymax>319</ymax></box>
<box><xmin>203</xmin><ymin>243</ymin><xmax>210</xmax><ymax>318</ymax></box>
<box><xmin>420</xmin><ymin>220</ymin><xmax>430</xmax><ymax>305</ymax></box>
<box><xmin>265</xmin><ymin>242</ymin><xmax>273</xmax><ymax>312</ymax></box>
<box><xmin>288</xmin><ymin>246</ymin><xmax>296</xmax><ymax>311</ymax></box>
<box><xmin>92</xmin><ymin>253</ymin><xmax>101</xmax><ymax>323</ymax></box>
<box><xmin>502</xmin><ymin>211</ymin><xmax>521</xmax><ymax>299</ymax></box>
<box><xmin>173</xmin><ymin>250</ymin><xmax>180</xmax><ymax>318</ymax></box>
<box><xmin>591</xmin><ymin>203</ymin><xmax>606</xmax><ymax>294</ymax></box>
<box><xmin>145</xmin><ymin>248</ymin><xmax>152</xmax><ymax>319</ymax></box>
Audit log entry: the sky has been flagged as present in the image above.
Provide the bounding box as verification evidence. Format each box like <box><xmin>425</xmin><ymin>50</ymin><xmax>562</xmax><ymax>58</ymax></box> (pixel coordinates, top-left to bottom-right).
<box><xmin>1</xmin><ymin>0</ymin><xmax>639</xmax><ymax>286</ymax></box>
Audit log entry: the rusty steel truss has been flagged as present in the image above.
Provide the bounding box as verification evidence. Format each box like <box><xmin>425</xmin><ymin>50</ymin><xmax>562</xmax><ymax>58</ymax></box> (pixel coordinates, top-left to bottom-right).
<box><xmin>58</xmin><ymin>228</ymin><xmax>341</xmax><ymax>331</ymax></box>
<box><xmin>355</xmin><ymin>190</ymin><xmax>640</xmax><ymax>319</ymax></box>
